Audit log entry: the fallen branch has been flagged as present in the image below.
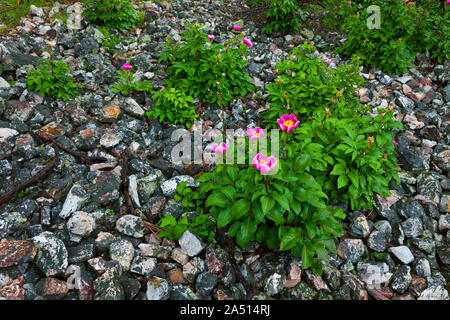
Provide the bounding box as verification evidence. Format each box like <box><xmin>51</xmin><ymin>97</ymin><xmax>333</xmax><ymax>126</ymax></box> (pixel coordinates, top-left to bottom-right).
<box><xmin>121</xmin><ymin>149</ymin><xmax>135</xmax><ymax>216</ymax></box>
<box><xmin>227</xmin><ymin>238</ymin><xmax>253</xmax><ymax>300</ymax></box>
<box><xmin>30</xmin><ymin>130</ymin><xmax>108</xmax><ymax>165</ymax></box>
<box><xmin>0</xmin><ymin>150</ymin><xmax>59</xmax><ymax>206</ymax></box>
<box><xmin>142</xmin><ymin>220</ymin><xmax>163</xmax><ymax>240</ymax></box>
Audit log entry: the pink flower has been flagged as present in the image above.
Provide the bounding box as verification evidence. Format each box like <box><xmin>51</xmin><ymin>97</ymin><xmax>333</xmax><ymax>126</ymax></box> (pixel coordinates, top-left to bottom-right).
<box><xmin>122</xmin><ymin>63</ymin><xmax>132</xmax><ymax>70</ymax></box>
<box><xmin>119</xmin><ymin>5</ymin><xmax>123</xmax><ymax>8</ymax></box>
<box><xmin>207</xmin><ymin>34</ymin><xmax>215</xmax><ymax>40</ymax></box>
<box><xmin>324</xmin><ymin>58</ymin><xmax>331</xmax><ymax>64</ymax></box>
<box><xmin>233</xmin><ymin>26</ymin><xmax>241</xmax><ymax>31</ymax></box>
<box><xmin>277</xmin><ymin>114</ymin><xmax>300</xmax><ymax>133</ymax></box>
<box><xmin>405</xmin><ymin>0</ymin><xmax>412</xmax><ymax>2</ymax></box>
<box><xmin>212</xmin><ymin>142</ymin><xmax>228</xmax><ymax>154</ymax></box>
<box><xmin>348</xmin><ymin>0</ymin><xmax>351</xmax><ymax>5</ymax></box>
<box><xmin>383</xmin><ymin>154</ymin><xmax>387</xmax><ymax>158</ymax></box>
<box><xmin>246</xmin><ymin>127</ymin><xmax>264</xmax><ymax>140</ymax></box>
<box><xmin>253</xmin><ymin>153</ymin><xmax>277</xmax><ymax>173</ymax></box>
<box><xmin>446</xmin><ymin>0</ymin><xmax>449</xmax><ymax>5</ymax></box>
<box><xmin>393</xmin><ymin>141</ymin><xmax>398</xmax><ymax>146</ymax></box>
<box><xmin>243</xmin><ymin>37</ymin><xmax>253</xmax><ymax>48</ymax></box>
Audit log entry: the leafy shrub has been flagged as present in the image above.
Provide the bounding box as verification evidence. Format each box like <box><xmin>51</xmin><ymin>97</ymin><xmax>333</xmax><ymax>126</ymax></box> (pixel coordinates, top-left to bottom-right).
<box><xmin>262</xmin><ymin>42</ymin><xmax>365</xmax><ymax>127</ymax></box>
<box><xmin>262</xmin><ymin>0</ymin><xmax>305</xmax><ymax>34</ymax></box>
<box><xmin>145</xmin><ymin>87</ymin><xmax>198</xmax><ymax>128</ymax></box>
<box><xmin>245</xmin><ymin>0</ymin><xmax>268</xmax><ymax>7</ymax></box>
<box><xmin>158</xmin><ymin>214</ymin><xmax>215</xmax><ymax>242</ymax></box>
<box><xmin>410</xmin><ymin>0</ymin><xmax>449</xmax><ymax>63</ymax></box>
<box><xmin>111</xmin><ymin>64</ymin><xmax>153</xmax><ymax>95</ymax></box>
<box><xmin>335</xmin><ymin>0</ymin><xmax>418</xmax><ymax>74</ymax></box>
<box><xmin>83</xmin><ymin>0</ymin><xmax>143</xmax><ymax>30</ymax></box>
<box><xmin>26</xmin><ymin>56</ymin><xmax>82</xmax><ymax>101</ymax></box>
<box><xmin>293</xmin><ymin>109</ymin><xmax>403</xmax><ymax>211</ymax></box>
<box><xmin>159</xmin><ymin>23</ymin><xmax>254</xmax><ymax>108</ymax></box>
<box><xmin>99</xmin><ymin>28</ymin><xmax>122</xmax><ymax>54</ymax></box>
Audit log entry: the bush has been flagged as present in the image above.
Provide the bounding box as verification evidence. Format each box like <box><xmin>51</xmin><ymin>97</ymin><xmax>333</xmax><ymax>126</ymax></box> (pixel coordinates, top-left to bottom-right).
<box><xmin>159</xmin><ymin>23</ymin><xmax>254</xmax><ymax>108</ymax></box>
<box><xmin>83</xmin><ymin>0</ymin><xmax>143</xmax><ymax>30</ymax></box>
<box><xmin>293</xmin><ymin>109</ymin><xmax>403</xmax><ymax>211</ymax></box>
<box><xmin>262</xmin><ymin>42</ymin><xmax>365</xmax><ymax>127</ymax></box>
<box><xmin>145</xmin><ymin>87</ymin><xmax>198</xmax><ymax>128</ymax></box>
<box><xmin>335</xmin><ymin>0</ymin><xmax>419</xmax><ymax>74</ymax></box>
<box><xmin>262</xmin><ymin>0</ymin><xmax>305</xmax><ymax>34</ymax></box>
<box><xmin>26</xmin><ymin>55</ymin><xmax>82</xmax><ymax>101</ymax></box>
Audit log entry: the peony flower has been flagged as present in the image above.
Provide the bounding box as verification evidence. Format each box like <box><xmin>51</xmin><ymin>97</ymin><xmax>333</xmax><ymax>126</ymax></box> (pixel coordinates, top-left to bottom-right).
<box><xmin>243</xmin><ymin>37</ymin><xmax>253</xmax><ymax>48</ymax></box>
<box><xmin>324</xmin><ymin>58</ymin><xmax>331</xmax><ymax>64</ymax></box>
<box><xmin>446</xmin><ymin>0</ymin><xmax>449</xmax><ymax>5</ymax></box>
<box><xmin>383</xmin><ymin>154</ymin><xmax>387</xmax><ymax>158</ymax></box>
<box><xmin>122</xmin><ymin>63</ymin><xmax>132</xmax><ymax>70</ymax></box>
<box><xmin>246</xmin><ymin>127</ymin><xmax>264</xmax><ymax>140</ymax></box>
<box><xmin>212</xmin><ymin>142</ymin><xmax>228</xmax><ymax>154</ymax></box>
<box><xmin>233</xmin><ymin>26</ymin><xmax>241</xmax><ymax>31</ymax></box>
<box><xmin>368</xmin><ymin>136</ymin><xmax>375</xmax><ymax>144</ymax></box>
<box><xmin>119</xmin><ymin>4</ymin><xmax>122</xmax><ymax>8</ymax></box>
<box><xmin>207</xmin><ymin>34</ymin><xmax>215</xmax><ymax>40</ymax></box>
<box><xmin>253</xmin><ymin>153</ymin><xmax>277</xmax><ymax>173</ymax></box>
<box><xmin>277</xmin><ymin>114</ymin><xmax>300</xmax><ymax>133</ymax></box>
<box><xmin>393</xmin><ymin>141</ymin><xmax>398</xmax><ymax>146</ymax></box>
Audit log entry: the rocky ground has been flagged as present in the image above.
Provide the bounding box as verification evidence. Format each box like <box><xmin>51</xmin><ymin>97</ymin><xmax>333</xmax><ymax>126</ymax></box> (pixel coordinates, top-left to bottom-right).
<box><xmin>0</xmin><ymin>0</ymin><xmax>448</xmax><ymax>300</ymax></box>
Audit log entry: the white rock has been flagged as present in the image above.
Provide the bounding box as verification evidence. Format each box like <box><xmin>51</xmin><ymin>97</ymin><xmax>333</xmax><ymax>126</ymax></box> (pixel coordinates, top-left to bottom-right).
<box><xmin>160</xmin><ymin>175</ymin><xmax>198</xmax><ymax>197</ymax></box>
<box><xmin>178</xmin><ymin>230</ymin><xmax>205</xmax><ymax>257</ymax></box>
<box><xmin>389</xmin><ymin>246</ymin><xmax>414</xmax><ymax>264</ymax></box>
<box><xmin>0</xmin><ymin>128</ymin><xmax>18</xmax><ymax>143</ymax></box>
<box><xmin>59</xmin><ymin>184</ymin><xmax>89</xmax><ymax>219</ymax></box>
<box><xmin>128</xmin><ymin>175</ymin><xmax>141</xmax><ymax>208</ymax></box>
<box><xmin>0</xmin><ymin>77</ymin><xmax>10</xmax><ymax>90</ymax></box>
<box><xmin>67</xmin><ymin>211</ymin><xmax>96</xmax><ymax>237</ymax></box>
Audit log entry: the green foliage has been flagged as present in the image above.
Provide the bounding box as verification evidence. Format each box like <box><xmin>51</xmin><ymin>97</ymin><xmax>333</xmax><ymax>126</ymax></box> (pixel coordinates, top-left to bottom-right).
<box><xmin>262</xmin><ymin>42</ymin><xmax>365</xmax><ymax>127</ymax></box>
<box><xmin>105</xmin><ymin>209</ymin><xmax>115</xmax><ymax>216</ymax></box>
<box><xmin>158</xmin><ymin>214</ymin><xmax>215</xmax><ymax>242</ymax></box>
<box><xmin>83</xmin><ymin>0</ymin><xmax>143</xmax><ymax>30</ymax></box>
<box><xmin>100</xmin><ymin>28</ymin><xmax>122</xmax><ymax>54</ymax></box>
<box><xmin>411</xmin><ymin>1</ymin><xmax>449</xmax><ymax>63</ymax></box>
<box><xmin>26</xmin><ymin>56</ymin><xmax>82</xmax><ymax>101</ymax></box>
<box><xmin>244</xmin><ymin>0</ymin><xmax>267</xmax><ymax>7</ymax></box>
<box><xmin>145</xmin><ymin>87</ymin><xmax>197</xmax><ymax>128</ymax></box>
<box><xmin>293</xmin><ymin>109</ymin><xmax>403</xmax><ymax>211</ymax></box>
<box><xmin>335</xmin><ymin>0</ymin><xmax>418</xmax><ymax>74</ymax></box>
<box><xmin>187</xmin><ymin>134</ymin><xmax>347</xmax><ymax>276</ymax></box>
<box><xmin>111</xmin><ymin>68</ymin><xmax>153</xmax><ymax>95</ymax></box>
<box><xmin>262</xmin><ymin>0</ymin><xmax>305</xmax><ymax>34</ymax></box>
<box><xmin>17</xmin><ymin>188</ymin><xmax>32</xmax><ymax>198</ymax></box>
<box><xmin>159</xmin><ymin>23</ymin><xmax>254</xmax><ymax>108</ymax></box>
<box><xmin>174</xmin><ymin>181</ymin><xmax>204</xmax><ymax>213</ymax></box>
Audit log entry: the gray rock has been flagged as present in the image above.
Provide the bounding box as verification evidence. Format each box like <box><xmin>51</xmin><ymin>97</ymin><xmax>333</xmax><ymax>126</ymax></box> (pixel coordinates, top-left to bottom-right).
<box><xmin>389</xmin><ymin>246</ymin><xmax>414</xmax><ymax>264</ymax></box>
<box><xmin>357</xmin><ymin>262</ymin><xmax>392</xmax><ymax>289</ymax></box>
<box><xmin>110</xmin><ymin>239</ymin><xmax>135</xmax><ymax>272</ymax></box>
<box><xmin>170</xmin><ymin>284</ymin><xmax>199</xmax><ymax>300</ymax></box>
<box><xmin>115</xmin><ymin>215</ymin><xmax>144</xmax><ymax>238</ymax></box>
<box><xmin>160</xmin><ymin>175</ymin><xmax>199</xmax><ymax>197</ymax></box>
<box><xmin>337</xmin><ymin>239</ymin><xmax>365</xmax><ymax>263</ymax></box>
<box><xmin>350</xmin><ymin>214</ymin><xmax>371</xmax><ymax>238</ymax></box>
<box><xmin>94</xmin><ymin>266</ymin><xmax>125</xmax><ymax>300</ymax></box>
<box><xmin>29</xmin><ymin>5</ymin><xmax>44</xmax><ymax>17</ymax></box>
<box><xmin>0</xmin><ymin>212</ymin><xmax>27</xmax><ymax>237</ymax></box>
<box><xmin>414</xmin><ymin>258</ymin><xmax>431</xmax><ymax>277</ymax></box>
<box><xmin>367</xmin><ymin>231</ymin><xmax>387</xmax><ymax>252</ymax></box>
<box><xmin>438</xmin><ymin>215</ymin><xmax>450</xmax><ymax>233</ymax></box>
<box><xmin>178</xmin><ymin>230</ymin><xmax>205</xmax><ymax>257</ymax></box>
<box><xmin>59</xmin><ymin>184</ymin><xmax>89</xmax><ymax>219</ymax></box>
<box><xmin>390</xmin><ymin>265</ymin><xmax>411</xmax><ymax>294</ymax></box>
<box><xmin>417</xmin><ymin>175</ymin><xmax>442</xmax><ymax>205</ymax></box>
<box><xmin>396</xmin><ymin>96</ymin><xmax>415</xmax><ymax>112</ymax></box>
<box><xmin>146</xmin><ymin>277</ymin><xmax>170</xmax><ymax>300</ymax></box>
<box><xmin>418</xmin><ymin>285</ymin><xmax>449</xmax><ymax>300</ymax></box>
<box><xmin>401</xmin><ymin>217</ymin><xmax>423</xmax><ymax>238</ymax></box>
<box><xmin>195</xmin><ymin>272</ymin><xmax>218</xmax><ymax>297</ymax></box>
<box><xmin>0</xmin><ymin>77</ymin><xmax>10</xmax><ymax>90</ymax></box>
<box><xmin>67</xmin><ymin>211</ymin><xmax>96</xmax><ymax>238</ymax></box>
<box><xmin>264</xmin><ymin>272</ymin><xmax>286</xmax><ymax>296</ymax></box>
<box><xmin>122</xmin><ymin>97</ymin><xmax>145</xmax><ymax>118</ymax></box>
<box><xmin>31</xmin><ymin>232</ymin><xmax>68</xmax><ymax>277</ymax></box>
<box><xmin>130</xmin><ymin>256</ymin><xmax>157</xmax><ymax>276</ymax></box>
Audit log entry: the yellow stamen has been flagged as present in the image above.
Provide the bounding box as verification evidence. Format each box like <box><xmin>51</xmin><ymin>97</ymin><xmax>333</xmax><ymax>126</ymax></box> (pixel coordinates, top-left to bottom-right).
<box><xmin>284</xmin><ymin>120</ymin><xmax>294</xmax><ymax>127</ymax></box>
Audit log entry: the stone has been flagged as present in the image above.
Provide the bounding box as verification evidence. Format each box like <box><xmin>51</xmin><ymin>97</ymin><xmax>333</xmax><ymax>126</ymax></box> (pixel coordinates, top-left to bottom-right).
<box><xmin>66</xmin><ymin>211</ymin><xmax>96</xmax><ymax>238</ymax></box>
<box><xmin>110</xmin><ymin>239</ymin><xmax>135</xmax><ymax>272</ymax></box>
<box><xmin>195</xmin><ymin>272</ymin><xmax>218</xmax><ymax>297</ymax></box>
<box><xmin>0</xmin><ymin>240</ymin><xmax>37</xmax><ymax>268</ymax></box>
<box><xmin>115</xmin><ymin>215</ymin><xmax>144</xmax><ymax>238</ymax></box>
<box><xmin>396</xmin><ymin>96</ymin><xmax>415</xmax><ymax>112</ymax></box>
<box><xmin>146</xmin><ymin>277</ymin><xmax>170</xmax><ymax>300</ymax></box>
<box><xmin>350</xmin><ymin>214</ymin><xmax>371</xmax><ymax>238</ymax></box>
<box><xmin>438</xmin><ymin>215</ymin><xmax>450</xmax><ymax>233</ymax></box>
<box><xmin>178</xmin><ymin>230</ymin><xmax>205</xmax><ymax>257</ymax></box>
<box><xmin>122</xmin><ymin>97</ymin><xmax>145</xmax><ymax>118</ymax></box>
<box><xmin>138</xmin><ymin>243</ymin><xmax>172</xmax><ymax>259</ymax></box>
<box><xmin>436</xmin><ymin>246</ymin><xmax>450</xmax><ymax>265</ymax></box>
<box><xmin>390</xmin><ymin>265</ymin><xmax>412</xmax><ymax>294</ymax></box>
<box><xmin>401</xmin><ymin>217</ymin><xmax>423</xmax><ymax>238</ymax></box>
<box><xmin>367</xmin><ymin>231</ymin><xmax>387</xmax><ymax>252</ymax></box>
<box><xmin>160</xmin><ymin>176</ymin><xmax>199</xmax><ymax>197</ymax></box>
<box><xmin>264</xmin><ymin>272</ymin><xmax>286</xmax><ymax>296</ymax></box>
<box><xmin>0</xmin><ymin>212</ymin><xmax>27</xmax><ymax>237</ymax></box>
<box><xmin>418</xmin><ymin>285</ymin><xmax>449</xmax><ymax>300</ymax></box>
<box><xmin>59</xmin><ymin>184</ymin><xmax>89</xmax><ymax>219</ymax></box>
<box><xmin>31</xmin><ymin>232</ymin><xmax>68</xmax><ymax>277</ymax></box>
<box><xmin>183</xmin><ymin>258</ymin><xmax>206</xmax><ymax>283</ymax></box>
<box><xmin>414</xmin><ymin>258</ymin><xmax>431</xmax><ymax>277</ymax></box>
<box><xmin>290</xmin><ymin>281</ymin><xmax>318</xmax><ymax>300</ymax></box>
<box><xmin>389</xmin><ymin>246</ymin><xmax>414</xmax><ymax>264</ymax></box>
<box><xmin>337</xmin><ymin>239</ymin><xmax>365</xmax><ymax>263</ymax></box>
<box><xmin>36</xmin><ymin>278</ymin><xmax>68</xmax><ymax>300</ymax></box>
<box><xmin>94</xmin><ymin>266</ymin><xmax>124</xmax><ymax>300</ymax></box>
<box><xmin>0</xmin><ymin>276</ymin><xmax>25</xmax><ymax>300</ymax></box>
<box><xmin>0</xmin><ymin>77</ymin><xmax>10</xmax><ymax>90</ymax></box>
<box><xmin>304</xmin><ymin>270</ymin><xmax>329</xmax><ymax>292</ymax></box>
<box><xmin>357</xmin><ymin>262</ymin><xmax>392</xmax><ymax>289</ymax></box>
<box><xmin>285</xmin><ymin>260</ymin><xmax>302</xmax><ymax>288</ymax></box>
<box><xmin>170</xmin><ymin>284</ymin><xmax>199</xmax><ymax>300</ymax></box>
<box><xmin>417</xmin><ymin>174</ymin><xmax>442</xmax><ymax>205</ymax></box>
<box><xmin>130</xmin><ymin>256</ymin><xmax>157</xmax><ymax>276</ymax></box>
<box><xmin>172</xmin><ymin>248</ymin><xmax>189</xmax><ymax>265</ymax></box>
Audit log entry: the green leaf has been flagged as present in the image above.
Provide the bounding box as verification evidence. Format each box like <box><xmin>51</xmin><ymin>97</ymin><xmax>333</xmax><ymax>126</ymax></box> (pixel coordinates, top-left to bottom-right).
<box><xmin>337</xmin><ymin>175</ymin><xmax>349</xmax><ymax>189</ymax></box>
<box><xmin>260</xmin><ymin>195</ymin><xmax>275</xmax><ymax>214</ymax></box>
<box><xmin>217</xmin><ymin>208</ymin><xmax>233</xmax><ymax>228</ymax></box>
<box><xmin>232</xmin><ymin>198</ymin><xmax>251</xmax><ymax>220</ymax></box>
